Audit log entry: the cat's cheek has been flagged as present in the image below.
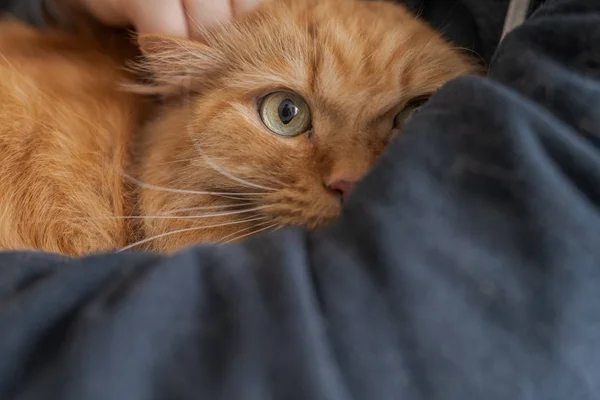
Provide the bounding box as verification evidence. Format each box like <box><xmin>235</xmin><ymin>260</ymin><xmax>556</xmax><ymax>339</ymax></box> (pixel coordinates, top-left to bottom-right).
<box><xmin>307</xmin><ymin>130</ymin><xmax>316</xmax><ymax>145</ymax></box>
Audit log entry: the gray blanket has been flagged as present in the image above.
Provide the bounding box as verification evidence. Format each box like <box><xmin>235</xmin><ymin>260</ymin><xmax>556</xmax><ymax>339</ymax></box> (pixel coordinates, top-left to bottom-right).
<box><xmin>1</xmin><ymin>0</ymin><xmax>600</xmax><ymax>399</ymax></box>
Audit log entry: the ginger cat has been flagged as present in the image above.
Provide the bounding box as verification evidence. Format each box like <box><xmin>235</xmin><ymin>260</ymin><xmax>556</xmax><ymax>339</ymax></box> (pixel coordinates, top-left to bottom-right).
<box><xmin>0</xmin><ymin>0</ymin><xmax>479</xmax><ymax>256</ymax></box>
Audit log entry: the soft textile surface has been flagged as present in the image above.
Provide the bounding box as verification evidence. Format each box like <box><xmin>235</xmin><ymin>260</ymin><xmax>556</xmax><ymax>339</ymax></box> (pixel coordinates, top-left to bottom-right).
<box><xmin>1</xmin><ymin>0</ymin><xmax>600</xmax><ymax>399</ymax></box>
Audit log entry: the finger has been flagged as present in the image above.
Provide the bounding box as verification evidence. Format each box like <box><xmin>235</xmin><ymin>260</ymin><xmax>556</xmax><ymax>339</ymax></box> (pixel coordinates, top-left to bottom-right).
<box><xmin>130</xmin><ymin>0</ymin><xmax>188</xmax><ymax>38</ymax></box>
<box><xmin>183</xmin><ymin>0</ymin><xmax>232</xmax><ymax>39</ymax></box>
<box><xmin>80</xmin><ymin>0</ymin><xmax>130</xmax><ymax>26</ymax></box>
<box><xmin>232</xmin><ymin>0</ymin><xmax>262</xmax><ymax>16</ymax></box>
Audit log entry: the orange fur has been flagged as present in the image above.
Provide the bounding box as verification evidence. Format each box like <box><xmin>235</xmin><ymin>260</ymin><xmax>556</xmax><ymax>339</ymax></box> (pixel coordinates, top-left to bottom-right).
<box><xmin>0</xmin><ymin>0</ymin><xmax>480</xmax><ymax>256</ymax></box>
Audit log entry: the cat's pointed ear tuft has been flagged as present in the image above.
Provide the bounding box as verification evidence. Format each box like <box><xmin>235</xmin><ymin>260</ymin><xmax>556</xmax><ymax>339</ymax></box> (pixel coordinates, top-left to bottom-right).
<box><xmin>138</xmin><ymin>34</ymin><xmax>213</xmax><ymax>58</ymax></box>
<box><xmin>132</xmin><ymin>34</ymin><xmax>221</xmax><ymax>94</ymax></box>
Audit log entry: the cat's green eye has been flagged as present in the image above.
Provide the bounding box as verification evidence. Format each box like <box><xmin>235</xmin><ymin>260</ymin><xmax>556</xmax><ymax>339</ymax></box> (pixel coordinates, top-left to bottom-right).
<box><xmin>393</xmin><ymin>97</ymin><xmax>429</xmax><ymax>129</ymax></box>
<box><xmin>259</xmin><ymin>91</ymin><xmax>312</xmax><ymax>137</ymax></box>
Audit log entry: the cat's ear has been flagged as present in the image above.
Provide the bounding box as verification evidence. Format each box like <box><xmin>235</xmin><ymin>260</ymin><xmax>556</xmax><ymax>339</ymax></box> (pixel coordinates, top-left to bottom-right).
<box><xmin>134</xmin><ymin>34</ymin><xmax>221</xmax><ymax>94</ymax></box>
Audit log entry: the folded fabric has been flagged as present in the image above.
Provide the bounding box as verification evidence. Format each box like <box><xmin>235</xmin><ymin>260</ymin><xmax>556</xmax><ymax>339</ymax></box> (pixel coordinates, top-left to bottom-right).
<box><xmin>1</xmin><ymin>0</ymin><xmax>600</xmax><ymax>399</ymax></box>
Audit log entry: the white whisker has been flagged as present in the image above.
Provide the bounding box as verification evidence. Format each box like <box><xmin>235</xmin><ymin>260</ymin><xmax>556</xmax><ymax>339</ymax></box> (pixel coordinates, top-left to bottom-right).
<box><xmin>223</xmin><ymin>223</ymin><xmax>282</xmax><ymax>244</ymax></box>
<box><xmin>217</xmin><ymin>195</ymin><xmax>264</xmax><ymax>201</ymax></box>
<box><xmin>117</xmin><ymin>216</ymin><xmax>266</xmax><ymax>252</ymax></box>
<box><xmin>88</xmin><ymin>205</ymin><xmax>272</xmax><ymax>221</ymax></box>
<box><xmin>217</xmin><ymin>220</ymin><xmax>273</xmax><ymax>243</ymax></box>
<box><xmin>250</xmin><ymin>175</ymin><xmax>290</xmax><ymax>189</ymax></box>
<box><xmin>161</xmin><ymin>203</ymin><xmax>255</xmax><ymax>215</ymax></box>
<box><xmin>154</xmin><ymin>157</ymin><xmax>199</xmax><ymax>166</ymax></box>
<box><xmin>176</xmin><ymin>61</ymin><xmax>281</xmax><ymax>193</ymax></box>
<box><xmin>190</xmin><ymin>136</ymin><xmax>277</xmax><ymax>192</ymax></box>
<box><xmin>123</xmin><ymin>173</ymin><xmax>265</xmax><ymax>196</ymax></box>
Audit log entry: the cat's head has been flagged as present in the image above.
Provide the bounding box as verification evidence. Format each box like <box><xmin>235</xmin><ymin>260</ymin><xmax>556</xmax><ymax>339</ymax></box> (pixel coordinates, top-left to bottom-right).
<box><xmin>133</xmin><ymin>0</ymin><xmax>480</xmax><ymax>251</ymax></box>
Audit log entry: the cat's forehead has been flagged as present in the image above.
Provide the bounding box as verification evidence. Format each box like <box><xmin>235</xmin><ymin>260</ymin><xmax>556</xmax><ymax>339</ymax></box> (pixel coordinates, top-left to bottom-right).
<box><xmin>211</xmin><ymin>0</ymin><xmax>473</xmax><ymax>119</ymax></box>
<box><xmin>217</xmin><ymin>0</ymin><xmax>436</xmax><ymax>74</ymax></box>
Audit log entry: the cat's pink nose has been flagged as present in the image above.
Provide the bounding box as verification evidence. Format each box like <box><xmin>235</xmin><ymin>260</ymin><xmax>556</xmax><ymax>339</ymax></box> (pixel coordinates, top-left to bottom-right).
<box><xmin>326</xmin><ymin>180</ymin><xmax>357</xmax><ymax>203</ymax></box>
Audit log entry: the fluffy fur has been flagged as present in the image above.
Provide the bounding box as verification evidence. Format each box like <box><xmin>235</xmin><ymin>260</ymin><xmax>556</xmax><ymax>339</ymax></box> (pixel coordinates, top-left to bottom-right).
<box><xmin>0</xmin><ymin>0</ymin><xmax>479</xmax><ymax>256</ymax></box>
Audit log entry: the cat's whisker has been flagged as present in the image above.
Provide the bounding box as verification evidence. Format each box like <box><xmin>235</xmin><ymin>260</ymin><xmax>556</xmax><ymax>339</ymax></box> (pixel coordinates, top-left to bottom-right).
<box><xmin>14</xmin><ymin>204</ymin><xmax>267</xmax><ymax>224</ymax></box>
<box><xmin>161</xmin><ymin>203</ymin><xmax>255</xmax><ymax>215</ymax></box>
<box><xmin>216</xmin><ymin>219</ymin><xmax>274</xmax><ymax>243</ymax></box>
<box><xmin>251</xmin><ymin>175</ymin><xmax>290</xmax><ymax>189</ymax></box>
<box><xmin>219</xmin><ymin>195</ymin><xmax>264</xmax><ymax>201</ymax></box>
<box><xmin>190</xmin><ymin>136</ymin><xmax>278</xmax><ymax>192</ymax></box>
<box><xmin>173</xmin><ymin>50</ymin><xmax>284</xmax><ymax>194</ymax></box>
<box><xmin>86</xmin><ymin>205</ymin><xmax>272</xmax><ymax>220</ymax></box>
<box><xmin>222</xmin><ymin>223</ymin><xmax>283</xmax><ymax>244</ymax></box>
<box><xmin>172</xmin><ymin>85</ymin><xmax>279</xmax><ymax>193</ymax></box>
<box><xmin>117</xmin><ymin>215</ymin><xmax>266</xmax><ymax>252</ymax></box>
<box><xmin>180</xmin><ymin>87</ymin><xmax>277</xmax><ymax>193</ymax></box>
<box><xmin>123</xmin><ymin>173</ymin><xmax>265</xmax><ymax>197</ymax></box>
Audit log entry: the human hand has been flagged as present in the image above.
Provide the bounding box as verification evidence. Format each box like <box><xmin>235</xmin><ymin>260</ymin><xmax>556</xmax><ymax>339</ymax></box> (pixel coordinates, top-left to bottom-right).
<box><xmin>79</xmin><ymin>0</ymin><xmax>262</xmax><ymax>38</ymax></box>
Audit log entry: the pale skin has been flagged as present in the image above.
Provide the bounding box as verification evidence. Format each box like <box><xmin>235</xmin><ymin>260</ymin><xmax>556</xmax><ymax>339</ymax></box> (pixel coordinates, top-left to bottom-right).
<box><xmin>79</xmin><ymin>0</ymin><xmax>262</xmax><ymax>38</ymax></box>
